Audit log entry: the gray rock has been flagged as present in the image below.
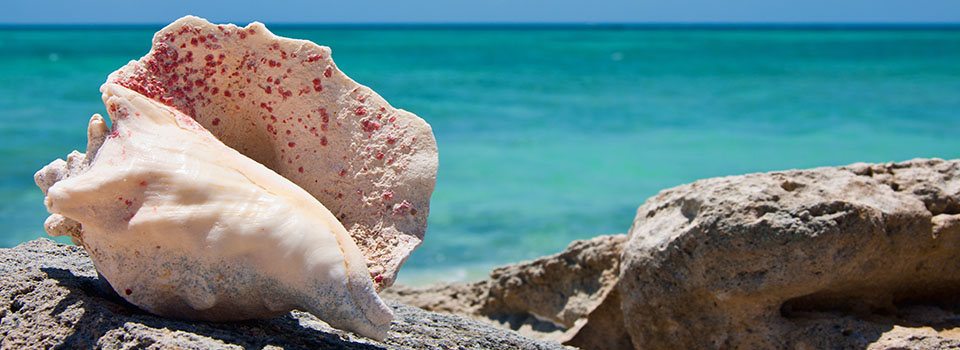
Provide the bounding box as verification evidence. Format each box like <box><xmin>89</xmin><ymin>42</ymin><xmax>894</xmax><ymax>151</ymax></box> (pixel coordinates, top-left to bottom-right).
<box><xmin>619</xmin><ymin>158</ymin><xmax>960</xmax><ymax>349</ymax></box>
<box><xmin>0</xmin><ymin>239</ymin><xmax>569</xmax><ymax>350</ymax></box>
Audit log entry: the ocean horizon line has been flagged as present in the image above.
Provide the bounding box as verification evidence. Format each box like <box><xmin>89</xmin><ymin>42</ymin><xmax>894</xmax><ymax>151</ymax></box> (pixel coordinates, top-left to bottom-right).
<box><xmin>1</xmin><ymin>22</ymin><xmax>959</xmax><ymax>31</ymax></box>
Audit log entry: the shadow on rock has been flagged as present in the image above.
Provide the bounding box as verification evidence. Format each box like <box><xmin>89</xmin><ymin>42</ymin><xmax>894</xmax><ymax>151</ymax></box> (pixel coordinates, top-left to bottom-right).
<box><xmin>3</xmin><ymin>239</ymin><xmax>565</xmax><ymax>350</ymax></box>
<box><xmin>39</xmin><ymin>267</ymin><xmax>382</xmax><ymax>350</ymax></box>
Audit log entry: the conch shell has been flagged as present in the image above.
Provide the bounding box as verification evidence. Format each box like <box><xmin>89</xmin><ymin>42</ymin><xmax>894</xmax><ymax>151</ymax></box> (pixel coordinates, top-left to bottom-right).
<box><xmin>112</xmin><ymin>15</ymin><xmax>436</xmax><ymax>290</ymax></box>
<box><xmin>33</xmin><ymin>16</ymin><xmax>440</xmax><ymax>340</ymax></box>
<box><xmin>39</xmin><ymin>83</ymin><xmax>391</xmax><ymax>339</ymax></box>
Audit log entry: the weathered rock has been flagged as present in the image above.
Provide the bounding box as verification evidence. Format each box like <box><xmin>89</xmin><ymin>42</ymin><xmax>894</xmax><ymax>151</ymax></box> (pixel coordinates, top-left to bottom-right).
<box><xmin>867</xmin><ymin>326</ymin><xmax>960</xmax><ymax>350</ymax></box>
<box><xmin>619</xmin><ymin>158</ymin><xmax>960</xmax><ymax>349</ymax></box>
<box><xmin>384</xmin><ymin>234</ymin><xmax>629</xmax><ymax>349</ymax></box>
<box><xmin>0</xmin><ymin>239</ymin><xmax>569</xmax><ymax>350</ymax></box>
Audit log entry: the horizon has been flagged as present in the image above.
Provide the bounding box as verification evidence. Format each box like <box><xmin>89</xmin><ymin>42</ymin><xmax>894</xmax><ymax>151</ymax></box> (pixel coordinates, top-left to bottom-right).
<box><xmin>3</xmin><ymin>22</ymin><xmax>960</xmax><ymax>29</ymax></box>
<box><xmin>3</xmin><ymin>0</ymin><xmax>960</xmax><ymax>26</ymax></box>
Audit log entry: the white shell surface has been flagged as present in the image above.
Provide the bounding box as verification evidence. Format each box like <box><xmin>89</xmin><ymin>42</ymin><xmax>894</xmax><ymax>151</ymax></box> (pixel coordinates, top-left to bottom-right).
<box><xmin>42</xmin><ymin>83</ymin><xmax>391</xmax><ymax>340</ymax></box>
<box><xmin>106</xmin><ymin>16</ymin><xmax>439</xmax><ymax>289</ymax></box>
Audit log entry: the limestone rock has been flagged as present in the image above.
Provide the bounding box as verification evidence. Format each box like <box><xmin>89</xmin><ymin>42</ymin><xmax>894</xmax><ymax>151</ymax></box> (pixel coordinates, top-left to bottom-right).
<box><xmin>619</xmin><ymin>158</ymin><xmax>960</xmax><ymax>349</ymax></box>
<box><xmin>0</xmin><ymin>239</ymin><xmax>569</xmax><ymax>350</ymax></box>
<box><xmin>867</xmin><ymin>326</ymin><xmax>960</xmax><ymax>350</ymax></box>
<box><xmin>384</xmin><ymin>234</ymin><xmax>630</xmax><ymax>348</ymax></box>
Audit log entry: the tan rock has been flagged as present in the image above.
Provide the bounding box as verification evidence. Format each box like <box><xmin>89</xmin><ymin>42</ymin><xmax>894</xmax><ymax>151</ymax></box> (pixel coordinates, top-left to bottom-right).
<box><xmin>867</xmin><ymin>326</ymin><xmax>960</xmax><ymax>350</ymax></box>
<box><xmin>384</xmin><ymin>234</ymin><xmax>630</xmax><ymax>348</ymax></box>
<box><xmin>619</xmin><ymin>158</ymin><xmax>960</xmax><ymax>349</ymax></box>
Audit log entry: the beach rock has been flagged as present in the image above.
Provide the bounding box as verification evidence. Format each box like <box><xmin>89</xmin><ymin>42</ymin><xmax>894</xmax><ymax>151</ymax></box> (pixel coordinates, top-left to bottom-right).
<box><xmin>384</xmin><ymin>234</ymin><xmax>631</xmax><ymax>349</ymax></box>
<box><xmin>867</xmin><ymin>326</ymin><xmax>960</xmax><ymax>350</ymax></box>
<box><xmin>619</xmin><ymin>158</ymin><xmax>960</xmax><ymax>349</ymax></box>
<box><xmin>0</xmin><ymin>239</ymin><xmax>569</xmax><ymax>350</ymax></box>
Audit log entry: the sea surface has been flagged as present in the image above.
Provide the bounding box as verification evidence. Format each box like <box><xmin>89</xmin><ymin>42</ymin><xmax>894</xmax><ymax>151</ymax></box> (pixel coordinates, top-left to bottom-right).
<box><xmin>1</xmin><ymin>25</ymin><xmax>959</xmax><ymax>285</ymax></box>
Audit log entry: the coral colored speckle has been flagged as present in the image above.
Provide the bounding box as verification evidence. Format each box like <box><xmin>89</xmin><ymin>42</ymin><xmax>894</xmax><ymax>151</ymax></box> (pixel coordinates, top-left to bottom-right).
<box><xmin>288</xmin><ymin>142</ymin><xmax>296</xmax><ymax>148</ymax></box>
<box><xmin>393</xmin><ymin>200</ymin><xmax>412</xmax><ymax>216</ymax></box>
<box><xmin>374</xmin><ymin>275</ymin><xmax>383</xmax><ymax>283</ymax></box>
<box><xmin>321</xmin><ymin>136</ymin><xmax>328</xmax><ymax>146</ymax></box>
<box><xmin>324</xmin><ymin>67</ymin><xmax>333</xmax><ymax>77</ymax></box>
<box><xmin>211</xmin><ymin>118</ymin><xmax>221</xmax><ymax>126</ymax></box>
<box><xmin>125</xmin><ymin>289</ymin><xmax>132</xmax><ymax>295</ymax></box>
<box><xmin>338</xmin><ymin>169</ymin><xmax>347</xmax><ymax>177</ymax></box>
<box><xmin>139</xmin><ymin>181</ymin><xmax>147</xmax><ymax>187</ymax></box>
<box><xmin>298</xmin><ymin>167</ymin><xmax>304</xmax><ymax>173</ymax></box>
<box><xmin>361</xmin><ymin>119</ymin><xmax>380</xmax><ymax>132</ymax></box>
<box><xmin>381</xmin><ymin>190</ymin><xmax>394</xmax><ymax>200</ymax></box>
<box><xmin>354</xmin><ymin>106</ymin><xmax>366</xmax><ymax>116</ymax></box>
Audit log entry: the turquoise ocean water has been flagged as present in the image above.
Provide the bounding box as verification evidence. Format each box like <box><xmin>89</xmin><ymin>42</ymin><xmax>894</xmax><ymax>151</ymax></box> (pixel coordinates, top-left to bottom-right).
<box><xmin>1</xmin><ymin>26</ymin><xmax>959</xmax><ymax>285</ymax></box>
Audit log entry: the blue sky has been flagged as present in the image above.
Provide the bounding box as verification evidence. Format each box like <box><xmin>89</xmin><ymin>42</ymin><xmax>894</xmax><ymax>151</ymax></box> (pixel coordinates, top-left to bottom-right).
<box><xmin>3</xmin><ymin>0</ymin><xmax>960</xmax><ymax>24</ymax></box>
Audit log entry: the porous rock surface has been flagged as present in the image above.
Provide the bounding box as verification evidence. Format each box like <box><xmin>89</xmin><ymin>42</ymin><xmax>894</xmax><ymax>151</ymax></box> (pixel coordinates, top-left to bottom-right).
<box><xmin>0</xmin><ymin>239</ymin><xmax>568</xmax><ymax>350</ymax></box>
<box><xmin>620</xmin><ymin>158</ymin><xmax>960</xmax><ymax>349</ymax></box>
<box><xmin>383</xmin><ymin>234</ymin><xmax>630</xmax><ymax>349</ymax></box>
<box><xmin>385</xmin><ymin>158</ymin><xmax>960</xmax><ymax>350</ymax></box>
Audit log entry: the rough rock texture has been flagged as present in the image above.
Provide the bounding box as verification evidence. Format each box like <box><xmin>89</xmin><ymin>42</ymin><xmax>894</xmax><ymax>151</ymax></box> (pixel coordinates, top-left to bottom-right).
<box><xmin>383</xmin><ymin>234</ymin><xmax>628</xmax><ymax>348</ymax></box>
<box><xmin>620</xmin><ymin>158</ymin><xmax>960</xmax><ymax>349</ymax></box>
<box><xmin>0</xmin><ymin>239</ymin><xmax>569</xmax><ymax>350</ymax></box>
<box><xmin>867</xmin><ymin>326</ymin><xmax>960</xmax><ymax>350</ymax></box>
